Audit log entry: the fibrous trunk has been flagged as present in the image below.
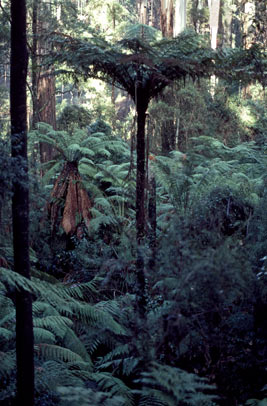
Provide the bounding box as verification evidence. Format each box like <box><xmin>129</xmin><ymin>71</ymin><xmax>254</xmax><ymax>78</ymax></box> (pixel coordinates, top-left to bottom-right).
<box><xmin>135</xmin><ymin>93</ymin><xmax>149</xmax><ymax>315</ymax></box>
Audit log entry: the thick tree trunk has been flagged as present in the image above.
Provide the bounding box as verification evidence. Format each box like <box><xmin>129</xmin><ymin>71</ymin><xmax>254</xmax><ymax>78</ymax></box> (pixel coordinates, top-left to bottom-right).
<box><xmin>173</xmin><ymin>0</ymin><xmax>187</xmax><ymax>36</ymax></box>
<box><xmin>38</xmin><ymin>70</ymin><xmax>57</xmax><ymax>163</ymax></box>
<box><xmin>10</xmin><ymin>0</ymin><xmax>34</xmax><ymax>405</ymax></box>
<box><xmin>208</xmin><ymin>0</ymin><xmax>220</xmax><ymax>49</ymax></box>
<box><xmin>160</xmin><ymin>0</ymin><xmax>174</xmax><ymax>38</ymax></box>
<box><xmin>32</xmin><ymin>0</ymin><xmax>39</xmax><ymax>128</ymax></box>
<box><xmin>31</xmin><ymin>2</ymin><xmax>56</xmax><ymax>165</ymax></box>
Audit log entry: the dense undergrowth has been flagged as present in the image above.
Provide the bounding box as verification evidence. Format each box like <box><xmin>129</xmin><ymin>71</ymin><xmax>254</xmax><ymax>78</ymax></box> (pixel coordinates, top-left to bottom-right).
<box><xmin>0</xmin><ymin>87</ymin><xmax>266</xmax><ymax>406</ymax></box>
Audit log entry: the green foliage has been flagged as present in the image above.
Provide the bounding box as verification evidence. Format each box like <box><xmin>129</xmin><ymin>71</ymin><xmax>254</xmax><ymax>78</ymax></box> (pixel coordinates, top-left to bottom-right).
<box><xmin>57</xmin><ymin>105</ymin><xmax>92</xmax><ymax>133</ymax></box>
<box><xmin>2</xmin><ymin>5</ymin><xmax>267</xmax><ymax>405</ymax></box>
<box><xmin>137</xmin><ymin>363</ymin><xmax>217</xmax><ymax>406</ymax></box>
<box><xmin>88</xmin><ymin>118</ymin><xmax>112</xmax><ymax>136</ymax></box>
<box><xmin>0</xmin><ymin>266</ymin><xmax>127</xmax><ymax>403</ymax></box>
<box><xmin>58</xmin><ymin>386</ymin><xmax>125</xmax><ymax>406</ymax></box>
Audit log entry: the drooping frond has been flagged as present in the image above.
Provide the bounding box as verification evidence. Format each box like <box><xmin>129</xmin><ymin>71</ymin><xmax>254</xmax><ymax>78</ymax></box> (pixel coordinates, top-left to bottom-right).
<box><xmin>35</xmin><ymin>343</ymin><xmax>84</xmax><ymax>363</ymax></box>
<box><xmin>33</xmin><ymin>327</ymin><xmax>56</xmax><ymax>344</ymax></box>
<box><xmin>52</xmin><ymin>29</ymin><xmax>215</xmax><ymax>102</ymax></box>
<box><xmin>48</xmin><ymin>161</ymin><xmax>92</xmax><ymax>235</ymax></box>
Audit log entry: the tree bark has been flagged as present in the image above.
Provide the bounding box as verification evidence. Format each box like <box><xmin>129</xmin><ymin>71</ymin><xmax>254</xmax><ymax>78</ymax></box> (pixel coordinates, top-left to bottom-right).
<box><xmin>136</xmin><ymin>100</ymin><xmax>148</xmax><ymax>244</ymax></box>
<box><xmin>208</xmin><ymin>0</ymin><xmax>220</xmax><ymax>49</ymax></box>
<box><xmin>173</xmin><ymin>0</ymin><xmax>186</xmax><ymax>36</ymax></box>
<box><xmin>135</xmin><ymin>90</ymin><xmax>149</xmax><ymax>315</ymax></box>
<box><xmin>148</xmin><ymin>174</ymin><xmax>156</xmax><ymax>269</ymax></box>
<box><xmin>10</xmin><ymin>0</ymin><xmax>34</xmax><ymax>405</ymax></box>
<box><xmin>160</xmin><ymin>0</ymin><xmax>174</xmax><ymax>38</ymax></box>
<box><xmin>31</xmin><ymin>1</ymin><xmax>56</xmax><ymax>165</ymax></box>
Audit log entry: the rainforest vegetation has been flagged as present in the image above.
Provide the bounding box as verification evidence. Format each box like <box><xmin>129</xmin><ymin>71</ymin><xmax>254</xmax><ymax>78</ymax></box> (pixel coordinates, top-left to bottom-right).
<box><xmin>0</xmin><ymin>0</ymin><xmax>266</xmax><ymax>405</ymax></box>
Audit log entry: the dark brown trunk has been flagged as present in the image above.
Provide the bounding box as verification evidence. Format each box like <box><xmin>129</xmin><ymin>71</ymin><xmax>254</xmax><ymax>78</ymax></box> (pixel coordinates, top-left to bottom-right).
<box><xmin>31</xmin><ymin>0</ymin><xmax>39</xmax><ymax>128</ymax></box>
<box><xmin>10</xmin><ymin>0</ymin><xmax>34</xmax><ymax>405</ymax></box>
<box><xmin>136</xmin><ymin>102</ymin><xmax>148</xmax><ymax>243</ymax></box>
<box><xmin>135</xmin><ymin>93</ymin><xmax>149</xmax><ymax>316</ymax></box>
<box><xmin>148</xmin><ymin>175</ymin><xmax>156</xmax><ymax>269</ymax></box>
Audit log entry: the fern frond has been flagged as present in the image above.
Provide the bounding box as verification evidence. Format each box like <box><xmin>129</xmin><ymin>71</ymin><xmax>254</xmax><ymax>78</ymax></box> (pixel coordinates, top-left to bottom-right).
<box><xmin>35</xmin><ymin>344</ymin><xmax>84</xmax><ymax>363</ymax></box>
<box><xmin>35</xmin><ymin>360</ymin><xmax>85</xmax><ymax>392</ymax></box>
<box><xmin>137</xmin><ymin>362</ymin><xmax>217</xmax><ymax>406</ymax></box>
<box><xmin>94</xmin><ymin>197</ymin><xmax>112</xmax><ymax>210</ymax></box>
<box><xmin>34</xmin><ymin>315</ymin><xmax>73</xmax><ymax>339</ymax></box>
<box><xmin>89</xmin><ymin>214</ymin><xmax>117</xmax><ymax>233</ymax></box>
<box><xmin>62</xmin><ymin>277</ymin><xmax>102</xmax><ymax>301</ymax></box>
<box><xmin>62</xmin><ymin>327</ymin><xmax>92</xmax><ymax>365</ymax></box>
<box><xmin>0</xmin><ymin>327</ymin><xmax>13</xmax><ymax>341</ymax></box>
<box><xmin>0</xmin><ymin>350</ymin><xmax>16</xmax><ymax>377</ymax></box>
<box><xmin>34</xmin><ymin>327</ymin><xmax>56</xmax><ymax>344</ymax></box>
<box><xmin>92</xmin><ymin>372</ymin><xmax>134</xmax><ymax>406</ymax></box>
<box><xmin>57</xmin><ymin>386</ymin><xmax>125</xmax><ymax>406</ymax></box>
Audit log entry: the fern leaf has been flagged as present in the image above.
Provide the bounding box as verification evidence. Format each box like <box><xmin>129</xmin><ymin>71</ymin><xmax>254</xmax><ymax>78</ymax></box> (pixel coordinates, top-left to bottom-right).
<box><xmin>34</xmin><ymin>327</ymin><xmax>56</xmax><ymax>344</ymax></box>
<box><xmin>0</xmin><ymin>350</ymin><xmax>16</xmax><ymax>377</ymax></box>
<box><xmin>92</xmin><ymin>372</ymin><xmax>134</xmax><ymax>406</ymax></box>
<box><xmin>35</xmin><ymin>344</ymin><xmax>84</xmax><ymax>363</ymax></box>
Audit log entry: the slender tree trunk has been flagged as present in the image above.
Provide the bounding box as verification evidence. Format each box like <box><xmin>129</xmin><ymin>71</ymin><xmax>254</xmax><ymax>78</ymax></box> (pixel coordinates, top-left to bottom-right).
<box><xmin>10</xmin><ymin>0</ymin><xmax>34</xmax><ymax>405</ymax></box>
<box><xmin>136</xmin><ymin>102</ymin><xmax>148</xmax><ymax>244</ymax></box>
<box><xmin>135</xmin><ymin>92</ymin><xmax>149</xmax><ymax>315</ymax></box>
<box><xmin>148</xmin><ymin>174</ymin><xmax>156</xmax><ymax>269</ymax></box>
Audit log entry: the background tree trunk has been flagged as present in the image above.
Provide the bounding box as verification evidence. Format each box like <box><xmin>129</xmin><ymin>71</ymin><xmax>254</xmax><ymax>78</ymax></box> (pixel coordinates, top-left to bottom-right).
<box><xmin>161</xmin><ymin>0</ymin><xmax>174</xmax><ymax>37</ymax></box>
<box><xmin>208</xmin><ymin>0</ymin><xmax>220</xmax><ymax>49</ymax></box>
<box><xmin>173</xmin><ymin>0</ymin><xmax>187</xmax><ymax>36</ymax></box>
<box><xmin>10</xmin><ymin>0</ymin><xmax>34</xmax><ymax>404</ymax></box>
<box><xmin>31</xmin><ymin>0</ymin><xmax>56</xmax><ymax>165</ymax></box>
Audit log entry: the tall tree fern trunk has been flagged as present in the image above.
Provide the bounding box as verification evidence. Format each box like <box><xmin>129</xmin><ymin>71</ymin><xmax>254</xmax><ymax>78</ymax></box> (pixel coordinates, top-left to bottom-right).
<box><xmin>136</xmin><ymin>94</ymin><xmax>149</xmax><ymax>315</ymax></box>
<box><xmin>136</xmin><ymin>105</ymin><xmax>147</xmax><ymax>244</ymax></box>
<box><xmin>10</xmin><ymin>1</ymin><xmax>34</xmax><ymax>404</ymax></box>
